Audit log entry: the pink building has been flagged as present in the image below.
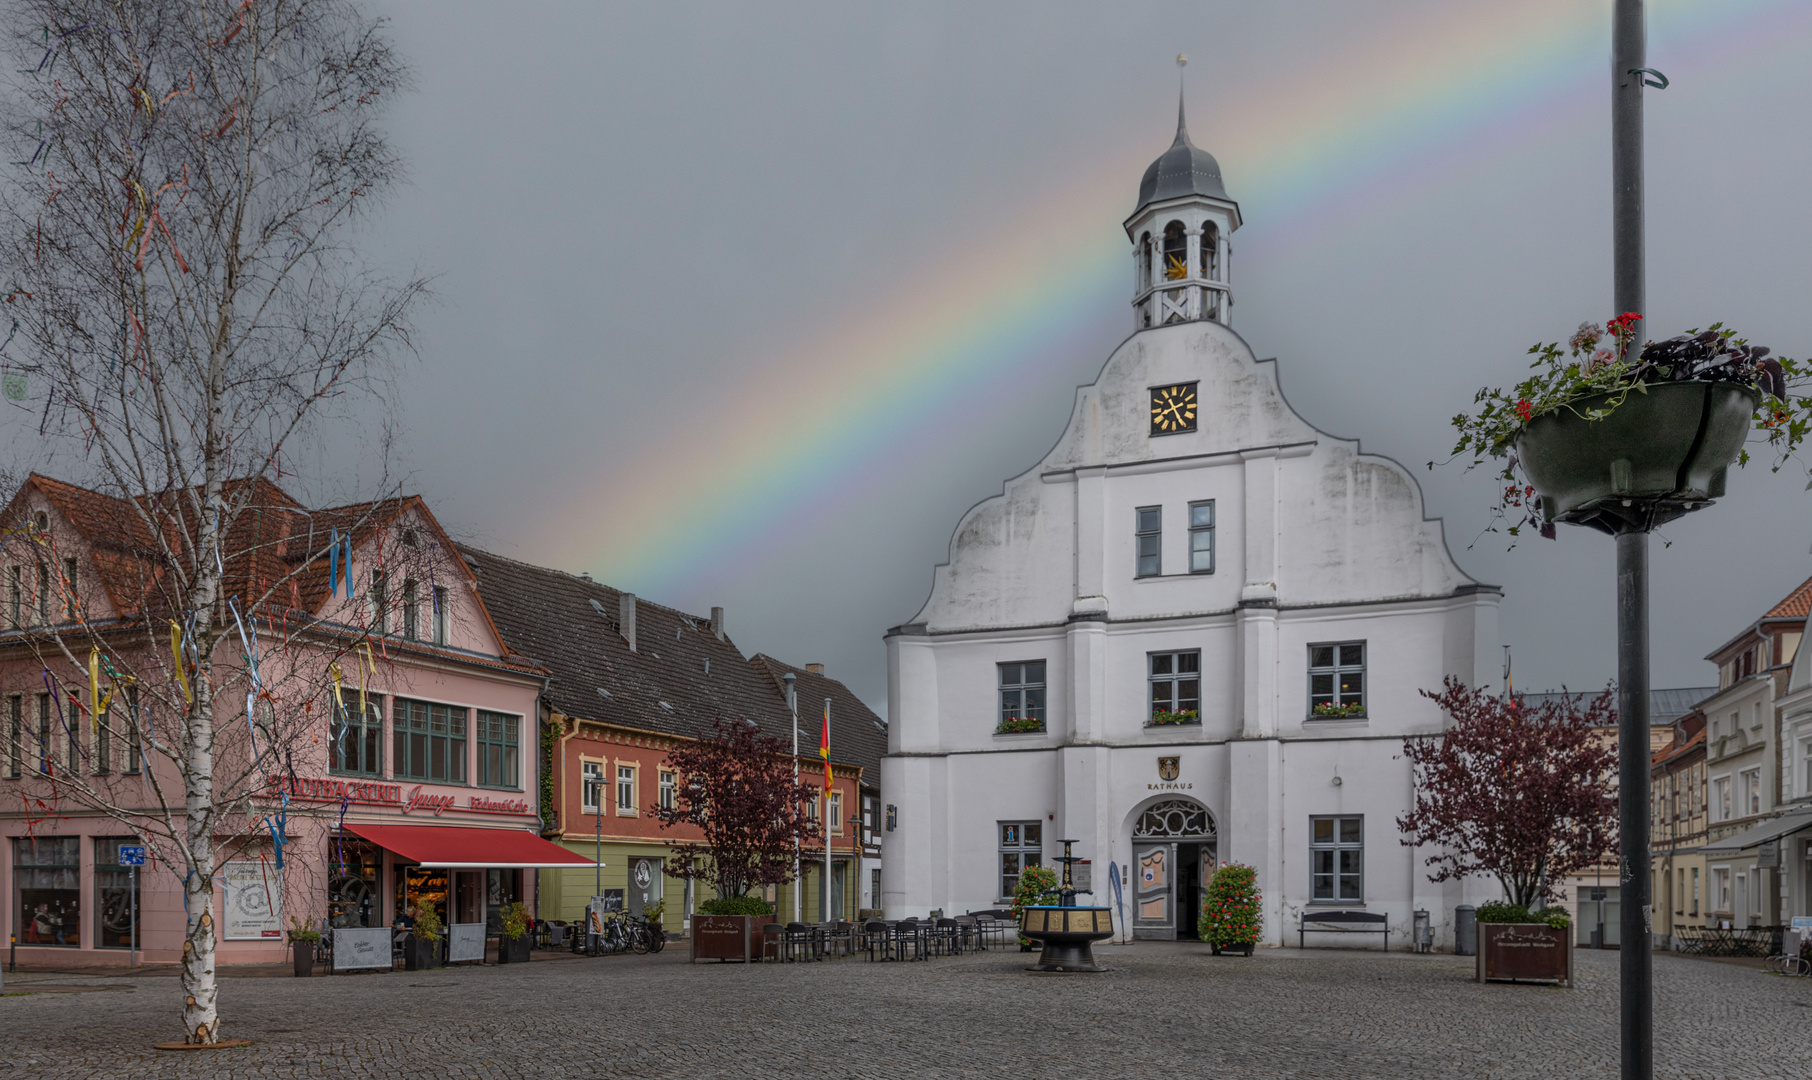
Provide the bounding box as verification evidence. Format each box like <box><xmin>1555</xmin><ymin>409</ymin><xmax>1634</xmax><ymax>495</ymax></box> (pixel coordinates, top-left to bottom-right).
<box><xmin>0</xmin><ymin>474</ymin><xmax>586</xmax><ymax>967</ymax></box>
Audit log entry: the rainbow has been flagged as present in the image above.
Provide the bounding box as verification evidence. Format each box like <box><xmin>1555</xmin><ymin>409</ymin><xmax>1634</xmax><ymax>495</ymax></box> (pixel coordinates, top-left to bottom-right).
<box><xmin>556</xmin><ymin>0</ymin><xmax>1810</xmax><ymax>596</ymax></box>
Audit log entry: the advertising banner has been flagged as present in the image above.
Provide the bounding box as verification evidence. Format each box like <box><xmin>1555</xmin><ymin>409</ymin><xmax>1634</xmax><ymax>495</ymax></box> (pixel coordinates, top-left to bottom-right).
<box><xmin>447</xmin><ymin>923</ymin><xmax>486</xmax><ymax>963</ymax></box>
<box><xmin>222</xmin><ymin>861</ymin><xmax>283</xmax><ymax>941</ymax></box>
<box><xmin>333</xmin><ymin>927</ymin><xmax>393</xmax><ymax>971</ymax></box>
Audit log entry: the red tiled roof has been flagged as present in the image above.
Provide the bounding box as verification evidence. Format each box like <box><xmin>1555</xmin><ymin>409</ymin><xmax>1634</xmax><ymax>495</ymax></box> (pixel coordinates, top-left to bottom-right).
<box><xmin>1765</xmin><ymin>573</ymin><xmax>1812</xmax><ymax>619</ymax></box>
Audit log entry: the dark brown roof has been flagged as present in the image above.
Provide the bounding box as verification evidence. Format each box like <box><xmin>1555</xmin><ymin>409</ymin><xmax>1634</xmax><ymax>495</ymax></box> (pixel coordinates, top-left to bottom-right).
<box><xmin>748</xmin><ymin>655</ymin><xmax>886</xmax><ymax>775</ymax></box>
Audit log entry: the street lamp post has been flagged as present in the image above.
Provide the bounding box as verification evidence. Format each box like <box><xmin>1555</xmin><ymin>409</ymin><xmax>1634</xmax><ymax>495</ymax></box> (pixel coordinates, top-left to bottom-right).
<box><xmin>1612</xmin><ymin>3</ymin><xmax>1652</xmax><ymax>1077</ymax></box>
<box><xmin>785</xmin><ymin>672</ymin><xmax>800</xmax><ymax>923</ymax></box>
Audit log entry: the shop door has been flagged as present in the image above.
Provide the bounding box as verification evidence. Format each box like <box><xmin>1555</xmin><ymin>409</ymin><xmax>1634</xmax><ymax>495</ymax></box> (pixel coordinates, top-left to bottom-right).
<box><xmin>629</xmin><ymin>857</ymin><xmax>663</xmax><ymax>918</ymax></box>
<box><xmin>1133</xmin><ymin>844</ymin><xmax>1174</xmax><ymax>940</ymax></box>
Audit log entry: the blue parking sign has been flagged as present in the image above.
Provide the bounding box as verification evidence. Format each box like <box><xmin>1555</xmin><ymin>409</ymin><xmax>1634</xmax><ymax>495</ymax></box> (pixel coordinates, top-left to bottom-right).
<box><xmin>118</xmin><ymin>845</ymin><xmax>146</xmax><ymax>866</ymax></box>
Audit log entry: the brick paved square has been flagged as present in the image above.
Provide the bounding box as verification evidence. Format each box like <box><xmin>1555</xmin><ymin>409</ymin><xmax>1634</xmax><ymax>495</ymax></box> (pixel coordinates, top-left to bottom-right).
<box><xmin>0</xmin><ymin>944</ymin><xmax>1807</xmax><ymax>1079</ymax></box>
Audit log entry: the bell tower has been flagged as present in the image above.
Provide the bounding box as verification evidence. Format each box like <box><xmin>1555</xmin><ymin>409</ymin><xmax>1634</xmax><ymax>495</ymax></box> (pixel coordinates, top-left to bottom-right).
<box><xmin>1125</xmin><ymin>88</ymin><xmax>1242</xmax><ymax>331</ymax></box>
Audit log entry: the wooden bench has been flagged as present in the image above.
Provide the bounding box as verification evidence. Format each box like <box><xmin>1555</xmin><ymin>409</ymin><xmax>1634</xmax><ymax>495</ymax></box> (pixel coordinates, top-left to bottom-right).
<box><xmin>1299</xmin><ymin>909</ymin><xmax>1388</xmax><ymax>950</ymax></box>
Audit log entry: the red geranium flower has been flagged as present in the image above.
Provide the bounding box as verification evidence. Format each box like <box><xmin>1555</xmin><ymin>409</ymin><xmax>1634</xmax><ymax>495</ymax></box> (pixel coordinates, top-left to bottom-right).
<box><xmin>1515</xmin><ymin>399</ymin><xmax>1533</xmax><ymax>422</ymax></box>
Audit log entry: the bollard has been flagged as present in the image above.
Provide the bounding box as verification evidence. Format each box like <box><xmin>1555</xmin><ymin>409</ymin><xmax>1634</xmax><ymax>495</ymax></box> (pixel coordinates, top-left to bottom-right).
<box><xmin>1455</xmin><ymin>905</ymin><xmax>1477</xmax><ymax>956</ymax></box>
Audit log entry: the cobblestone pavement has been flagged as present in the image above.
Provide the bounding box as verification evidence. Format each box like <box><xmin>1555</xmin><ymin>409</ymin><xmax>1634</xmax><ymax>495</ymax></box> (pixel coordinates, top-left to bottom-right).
<box><xmin>1</xmin><ymin>943</ymin><xmax>1809</xmax><ymax>1079</ymax></box>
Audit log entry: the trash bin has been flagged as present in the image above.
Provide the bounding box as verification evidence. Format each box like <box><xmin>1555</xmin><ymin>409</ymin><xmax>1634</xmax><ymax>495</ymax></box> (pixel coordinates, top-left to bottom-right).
<box><xmin>1413</xmin><ymin>909</ymin><xmax>1432</xmax><ymax>953</ymax></box>
<box><xmin>1455</xmin><ymin>905</ymin><xmax>1476</xmax><ymax>956</ymax></box>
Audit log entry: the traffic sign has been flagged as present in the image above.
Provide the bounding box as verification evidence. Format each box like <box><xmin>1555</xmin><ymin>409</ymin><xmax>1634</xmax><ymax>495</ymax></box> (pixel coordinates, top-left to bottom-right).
<box><xmin>118</xmin><ymin>845</ymin><xmax>146</xmax><ymax>866</ymax></box>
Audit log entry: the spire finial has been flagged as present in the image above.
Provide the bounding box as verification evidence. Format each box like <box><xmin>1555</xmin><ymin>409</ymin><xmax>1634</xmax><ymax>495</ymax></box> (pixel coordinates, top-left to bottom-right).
<box><xmin>1175</xmin><ymin>55</ymin><xmax>1189</xmax><ymax>144</ymax></box>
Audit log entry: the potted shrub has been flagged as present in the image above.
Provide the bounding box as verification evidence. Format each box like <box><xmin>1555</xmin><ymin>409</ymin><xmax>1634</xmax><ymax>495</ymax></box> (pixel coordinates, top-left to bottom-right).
<box><xmin>286</xmin><ymin>917</ymin><xmax>321</xmax><ymax>978</ymax></box>
<box><xmin>1201</xmin><ymin>863</ymin><xmax>1262</xmax><ymax>955</ymax></box>
<box><xmin>497</xmin><ymin>901</ymin><xmax>532</xmax><ymax>965</ymax></box>
<box><xmin>1474</xmin><ymin>902</ymin><xmax>1573</xmax><ymax>986</ymax></box>
<box><xmin>1010</xmin><ymin>865</ymin><xmax>1060</xmax><ymax>950</ymax></box>
<box><xmin>691</xmin><ymin>894</ymin><xmax>773</xmax><ymax>963</ymax></box>
<box><xmin>405</xmin><ymin>905</ymin><xmax>444</xmax><ymax>971</ymax></box>
<box><xmin>1446</xmin><ymin>316</ymin><xmax>1802</xmax><ymax>538</ymax></box>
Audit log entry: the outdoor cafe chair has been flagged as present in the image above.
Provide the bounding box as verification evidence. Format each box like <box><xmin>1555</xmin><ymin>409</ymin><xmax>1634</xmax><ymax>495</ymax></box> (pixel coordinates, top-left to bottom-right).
<box><xmin>892</xmin><ymin>917</ymin><xmax>925</xmax><ymax>961</ymax></box>
<box><xmin>827</xmin><ymin>920</ymin><xmax>855</xmax><ymax>958</ymax></box>
<box><xmin>783</xmin><ymin>922</ymin><xmax>820</xmax><ymax>962</ymax></box>
<box><xmin>861</xmin><ymin>919</ymin><xmax>891</xmax><ymax>961</ymax></box>
<box><xmin>760</xmin><ymin>924</ymin><xmax>784</xmax><ymax>962</ymax></box>
<box><xmin>932</xmin><ymin>918</ymin><xmax>963</xmax><ymax>957</ymax></box>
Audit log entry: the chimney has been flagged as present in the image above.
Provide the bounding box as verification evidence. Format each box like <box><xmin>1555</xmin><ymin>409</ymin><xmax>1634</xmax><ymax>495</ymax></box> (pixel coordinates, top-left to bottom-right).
<box><xmin>805</xmin><ymin>662</ymin><xmax>824</xmax><ymax>675</ymax></box>
<box><xmin>620</xmin><ymin>593</ymin><xmax>637</xmax><ymax>653</ymax></box>
<box><xmin>710</xmin><ymin>606</ymin><xmax>725</xmax><ymax>641</ymax></box>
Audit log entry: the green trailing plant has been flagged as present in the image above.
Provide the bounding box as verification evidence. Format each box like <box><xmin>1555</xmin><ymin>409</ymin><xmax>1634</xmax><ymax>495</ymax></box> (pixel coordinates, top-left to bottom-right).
<box><xmin>540</xmin><ymin>721</ymin><xmax>561</xmax><ymax>833</ymax></box>
<box><xmin>500</xmin><ymin>901</ymin><xmax>530</xmax><ymax>941</ymax></box>
<box><xmin>1147</xmin><ymin>709</ymin><xmax>1200</xmax><ymax>726</ymax></box>
<box><xmin>996</xmin><ymin>716</ymin><xmax>1044</xmax><ymax>734</ymax></box>
<box><xmin>1441</xmin><ymin>315</ymin><xmax>1805</xmax><ymax>539</ymax></box>
<box><xmin>642</xmin><ymin>897</ymin><xmax>667</xmax><ymax>926</ymax></box>
<box><xmin>285</xmin><ymin>916</ymin><xmax>321</xmax><ymax>945</ymax></box>
<box><xmin>1200</xmin><ymin>863</ymin><xmax>1262</xmax><ymax>948</ymax></box>
<box><xmin>1010</xmin><ymin>864</ymin><xmax>1060</xmax><ymax>947</ymax></box>
<box><xmin>412</xmin><ymin>903</ymin><xmax>444</xmax><ymax>943</ymax></box>
<box><xmin>697</xmin><ymin>894</ymin><xmax>773</xmax><ymax>917</ymax></box>
<box><xmin>1311</xmin><ymin>702</ymin><xmax>1365</xmax><ymax>719</ymax></box>
<box><xmin>1476</xmin><ymin>901</ymin><xmax>1571</xmax><ymax>929</ymax></box>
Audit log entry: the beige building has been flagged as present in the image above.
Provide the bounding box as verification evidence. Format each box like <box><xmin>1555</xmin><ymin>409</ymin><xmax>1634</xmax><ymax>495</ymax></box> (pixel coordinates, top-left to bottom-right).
<box><xmin>1651</xmin><ymin>716</ymin><xmax>1708</xmax><ymax>943</ymax></box>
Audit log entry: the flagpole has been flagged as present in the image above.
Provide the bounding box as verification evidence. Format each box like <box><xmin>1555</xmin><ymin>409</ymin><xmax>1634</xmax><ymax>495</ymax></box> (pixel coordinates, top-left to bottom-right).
<box><xmin>823</xmin><ymin>698</ymin><xmax>833</xmax><ymax>923</ymax></box>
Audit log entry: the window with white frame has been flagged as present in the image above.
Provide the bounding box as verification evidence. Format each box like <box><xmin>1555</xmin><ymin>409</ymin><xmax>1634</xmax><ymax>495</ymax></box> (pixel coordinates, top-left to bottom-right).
<box><xmin>999</xmin><ymin>821</ymin><xmax>1042</xmax><ymax>900</ymax></box>
<box><xmin>1148</xmin><ymin>651</ymin><xmax>1200</xmax><ymax>721</ymax></box>
<box><xmin>1310</xmin><ymin>815</ymin><xmax>1363</xmax><ymax>902</ymax></box>
<box><xmin>1308</xmin><ymin>642</ymin><xmax>1365</xmax><ymax>717</ymax></box>
<box><xmin>1135</xmin><ymin>506</ymin><xmax>1161</xmax><ymax>577</ymax></box>
<box><xmin>1740</xmin><ymin>768</ymin><xmax>1761</xmax><ymax>816</ymax></box>
<box><xmin>829</xmin><ymin>792</ymin><xmax>843</xmax><ymax>833</ymax></box>
<box><xmin>402</xmin><ymin>578</ymin><xmax>420</xmax><ymax>640</ymax></box>
<box><xmin>659</xmin><ymin>769</ymin><xmax>676</xmax><ymax>811</ymax></box>
<box><xmin>1187</xmin><ymin>500</ymin><xmax>1214</xmax><ymax>573</ymax></box>
<box><xmin>581</xmin><ymin>761</ymin><xmax>604</xmax><ymax>813</ymax></box>
<box><xmin>4</xmin><ymin>694</ymin><xmax>18</xmax><ymax>779</ymax></box>
<box><xmin>370</xmin><ymin>570</ymin><xmax>387</xmax><ymax>634</ymax></box>
<box><xmin>1712</xmin><ymin>867</ymin><xmax>1731</xmax><ymax>912</ymax></box>
<box><xmin>1691</xmin><ymin>867</ymin><xmax>1699</xmax><ymax>916</ymax></box>
<box><xmin>616</xmin><ymin>764</ymin><xmax>636</xmax><ymax>815</ymax></box>
<box><xmin>1713</xmin><ymin>776</ymin><xmax>1731</xmax><ymax>821</ymax></box>
<box><xmin>432</xmin><ymin>586</ymin><xmax>449</xmax><ymax>645</ymax></box>
<box><xmin>998</xmin><ymin>661</ymin><xmax>1046</xmax><ymax>731</ymax></box>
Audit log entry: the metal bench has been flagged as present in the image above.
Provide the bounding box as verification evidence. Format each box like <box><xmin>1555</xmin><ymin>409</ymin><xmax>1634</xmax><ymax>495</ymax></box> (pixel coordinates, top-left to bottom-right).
<box><xmin>1299</xmin><ymin>909</ymin><xmax>1388</xmax><ymax>950</ymax></box>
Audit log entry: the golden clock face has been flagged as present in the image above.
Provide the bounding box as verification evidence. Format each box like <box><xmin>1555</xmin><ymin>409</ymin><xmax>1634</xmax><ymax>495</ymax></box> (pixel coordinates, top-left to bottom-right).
<box><xmin>1149</xmin><ymin>383</ymin><xmax>1198</xmax><ymax>435</ymax></box>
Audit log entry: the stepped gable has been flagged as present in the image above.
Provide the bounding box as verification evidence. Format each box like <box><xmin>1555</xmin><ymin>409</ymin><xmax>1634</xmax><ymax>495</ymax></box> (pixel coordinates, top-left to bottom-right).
<box><xmin>748</xmin><ymin>654</ymin><xmax>887</xmax><ymax>773</ymax></box>
<box><xmin>458</xmin><ymin>545</ymin><xmax>798</xmax><ymax>746</ymax></box>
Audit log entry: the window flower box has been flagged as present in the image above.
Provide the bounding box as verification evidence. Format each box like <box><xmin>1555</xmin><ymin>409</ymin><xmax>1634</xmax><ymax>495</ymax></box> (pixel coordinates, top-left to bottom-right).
<box><xmin>996</xmin><ymin>717</ymin><xmax>1045</xmax><ymax>735</ymax></box>
<box><xmin>1310</xmin><ymin>702</ymin><xmax>1365</xmax><ymax>720</ymax></box>
<box><xmin>1147</xmin><ymin>709</ymin><xmax>1199</xmax><ymax>727</ymax></box>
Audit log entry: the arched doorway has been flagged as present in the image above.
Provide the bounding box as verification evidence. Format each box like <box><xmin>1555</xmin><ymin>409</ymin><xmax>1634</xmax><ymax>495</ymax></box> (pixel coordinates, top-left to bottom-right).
<box><xmin>1131</xmin><ymin>798</ymin><xmax>1217</xmax><ymax>940</ymax></box>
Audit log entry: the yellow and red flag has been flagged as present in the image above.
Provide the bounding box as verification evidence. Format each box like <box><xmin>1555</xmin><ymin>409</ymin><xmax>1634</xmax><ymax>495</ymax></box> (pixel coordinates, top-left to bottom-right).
<box><xmin>818</xmin><ymin>699</ymin><xmax>831</xmax><ymax>791</ymax></box>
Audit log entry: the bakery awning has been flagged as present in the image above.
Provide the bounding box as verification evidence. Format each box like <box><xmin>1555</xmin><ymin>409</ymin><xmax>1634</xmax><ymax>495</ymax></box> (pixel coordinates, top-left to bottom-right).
<box><xmin>344</xmin><ymin>823</ymin><xmax>601</xmax><ymax>870</ymax></box>
<box><xmin>1698</xmin><ymin>810</ymin><xmax>1812</xmax><ymax>856</ymax></box>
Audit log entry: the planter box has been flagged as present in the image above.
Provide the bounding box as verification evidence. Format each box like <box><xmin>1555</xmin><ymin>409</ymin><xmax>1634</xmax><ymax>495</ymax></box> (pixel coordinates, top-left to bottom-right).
<box><xmin>1477</xmin><ymin>923</ymin><xmax>1572</xmax><ymax>986</ymax></box>
<box><xmin>691</xmin><ymin>915</ymin><xmax>760</xmax><ymax>963</ymax></box>
<box><xmin>1516</xmin><ymin>381</ymin><xmax>1756</xmax><ymax>533</ymax></box>
<box><xmin>291</xmin><ymin>941</ymin><xmax>316</xmax><ymax>977</ymax></box>
<box><xmin>403</xmin><ymin>935</ymin><xmax>442</xmax><ymax>971</ymax></box>
<box><xmin>498</xmin><ymin>935</ymin><xmax>532</xmax><ymax>964</ymax></box>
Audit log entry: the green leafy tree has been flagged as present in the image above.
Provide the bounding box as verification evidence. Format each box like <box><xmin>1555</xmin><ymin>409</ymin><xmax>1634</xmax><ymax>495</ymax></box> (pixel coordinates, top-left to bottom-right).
<box><xmin>1201</xmin><ymin>863</ymin><xmax>1262</xmax><ymax>950</ymax></box>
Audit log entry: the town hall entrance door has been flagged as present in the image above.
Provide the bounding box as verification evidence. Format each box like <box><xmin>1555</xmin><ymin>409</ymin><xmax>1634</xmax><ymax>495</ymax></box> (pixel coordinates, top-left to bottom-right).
<box><xmin>1132</xmin><ymin>799</ymin><xmax>1217</xmax><ymax>940</ymax></box>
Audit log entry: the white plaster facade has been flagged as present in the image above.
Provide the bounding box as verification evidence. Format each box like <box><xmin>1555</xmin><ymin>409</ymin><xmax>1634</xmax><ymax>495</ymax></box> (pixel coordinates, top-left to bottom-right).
<box><xmin>881</xmin><ymin>108</ymin><xmax>1502</xmax><ymax>950</ymax></box>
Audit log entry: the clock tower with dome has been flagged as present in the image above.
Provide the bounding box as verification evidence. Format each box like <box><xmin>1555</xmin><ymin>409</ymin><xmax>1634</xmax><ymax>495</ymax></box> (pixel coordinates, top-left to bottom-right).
<box><xmin>1127</xmin><ymin>95</ymin><xmax>1241</xmax><ymax>331</ymax></box>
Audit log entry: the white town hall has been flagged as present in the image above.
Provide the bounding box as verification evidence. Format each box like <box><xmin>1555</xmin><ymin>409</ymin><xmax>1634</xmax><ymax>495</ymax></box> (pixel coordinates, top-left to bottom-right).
<box><xmin>880</xmin><ymin>100</ymin><xmax>1503</xmax><ymax>949</ymax></box>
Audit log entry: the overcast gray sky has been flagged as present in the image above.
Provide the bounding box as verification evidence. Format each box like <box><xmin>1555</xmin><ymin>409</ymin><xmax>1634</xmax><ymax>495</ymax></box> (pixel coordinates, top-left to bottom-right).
<box><xmin>67</xmin><ymin>1</ymin><xmax>1812</xmax><ymax>715</ymax></box>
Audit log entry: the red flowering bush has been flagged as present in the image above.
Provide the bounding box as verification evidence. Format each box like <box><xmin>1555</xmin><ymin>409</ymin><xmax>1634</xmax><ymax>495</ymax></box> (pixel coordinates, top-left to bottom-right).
<box><xmin>1010</xmin><ymin>865</ymin><xmax>1060</xmax><ymax>947</ymax></box>
<box><xmin>1200</xmin><ymin>862</ymin><xmax>1262</xmax><ymax>948</ymax></box>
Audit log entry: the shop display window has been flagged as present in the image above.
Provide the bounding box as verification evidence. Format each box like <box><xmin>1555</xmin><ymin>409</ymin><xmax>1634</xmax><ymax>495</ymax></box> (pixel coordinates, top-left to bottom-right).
<box><xmin>15</xmin><ymin>837</ymin><xmax>80</xmax><ymax>946</ymax></box>
<box><xmin>93</xmin><ymin>837</ymin><xmax>139</xmax><ymax>948</ymax></box>
<box><xmin>329</xmin><ymin>841</ymin><xmax>381</xmax><ymax>928</ymax></box>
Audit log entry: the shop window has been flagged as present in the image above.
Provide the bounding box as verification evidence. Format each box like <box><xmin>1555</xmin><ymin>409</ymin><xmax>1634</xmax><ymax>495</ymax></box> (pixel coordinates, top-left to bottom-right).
<box><xmin>93</xmin><ymin>838</ymin><xmax>139</xmax><ymax>948</ymax></box>
<box><xmin>581</xmin><ymin>761</ymin><xmax>603</xmax><ymax>813</ymax></box>
<box><xmin>1309</xmin><ymin>642</ymin><xmax>1366</xmax><ymax>718</ymax></box>
<box><xmin>999</xmin><ymin>821</ymin><xmax>1042</xmax><ymax>901</ymax></box>
<box><xmin>658</xmin><ymin>770</ymin><xmax>676</xmax><ymax>811</ymax></box>
<box><xmin>998</xmin><ymin>661</ymin><xmax>1046</xmax><ymax>732</ymax></box>
<box><xmin>1149</xmin><ymin>650</ymin><xmax>1200</xmax><ymax>721</ymax></box>
<box><xmin>15</xmin><ymin>837</ymin><xmax>79</xmax><ymax>946</ymax></box>
<box><xmin>616</xmin><ymin>764</ymin><xmax>636</xmax><ymax>815</ymax></box>
<box><xmin>329</xmin><ymin>841</ymin><xmax>381</xmax><ymax>928</ymax></box>
<box><xmin>476</xmin><ymin>711</ymin><xmax>519</xmax><ymax>789</ymax></box>
<box><xmin>1310</xmin><ymin>815</ymin><xmax>1363</xmax><ymax>902</ymax></box>
<box><xmin>394</xmin><ymin>699</ymin><xmax>466</xmax><ymax>784</ymax></box>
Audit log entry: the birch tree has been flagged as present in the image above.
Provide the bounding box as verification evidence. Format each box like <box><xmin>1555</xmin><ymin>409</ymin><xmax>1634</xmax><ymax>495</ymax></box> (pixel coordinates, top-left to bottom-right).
<box><xmin>0</xmin><ymin>0</ymin><xmax>421</xmax><ymax>1044</ymax></box>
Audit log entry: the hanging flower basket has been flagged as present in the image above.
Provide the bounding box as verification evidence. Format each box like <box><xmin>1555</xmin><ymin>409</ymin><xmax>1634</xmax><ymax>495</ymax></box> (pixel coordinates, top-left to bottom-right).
<box><xmin>1443</xmin><ymin>316</ymin><xmax>1804</xmax><ymax>539</ymax></box>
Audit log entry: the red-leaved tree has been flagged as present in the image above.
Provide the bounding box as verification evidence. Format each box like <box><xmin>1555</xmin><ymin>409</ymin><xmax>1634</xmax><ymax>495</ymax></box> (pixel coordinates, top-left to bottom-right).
<box><xmin>657</xmin><ymin>719</ymin><xmax>822</xmax><ymax>900</ymax></box>
<box><xmin>1398</xmin><ymin>679</ymin><xmax>1618</xmax><ymax>907</ymax></box>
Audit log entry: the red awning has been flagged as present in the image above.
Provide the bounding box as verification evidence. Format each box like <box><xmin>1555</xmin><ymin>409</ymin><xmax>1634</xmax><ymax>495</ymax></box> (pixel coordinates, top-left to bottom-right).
<box><xmin>344</xmin><ymin>823</ymin><xmax>600</xmax><ymax>870</ymax></box>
